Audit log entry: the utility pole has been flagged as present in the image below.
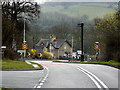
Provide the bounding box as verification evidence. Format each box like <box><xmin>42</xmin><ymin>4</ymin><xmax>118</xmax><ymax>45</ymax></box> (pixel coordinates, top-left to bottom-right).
<box><xmin>78</xmin><ymin>23</ymin><xmax>84</xmax><ymax>61</ymax></box>
<box><xmin>72</xmin><ymin>36</ymin><xmax>73</xmax><ymax>52</ymax></box>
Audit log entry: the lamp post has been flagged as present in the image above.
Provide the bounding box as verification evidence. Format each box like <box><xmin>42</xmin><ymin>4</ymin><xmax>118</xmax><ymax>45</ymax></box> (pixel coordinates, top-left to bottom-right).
<box><xmin>23</xmin><ymin>1</ymin><xmax>26</xmax><ymax>62</ymax></box>
<box><xmin>78</xmin><ymin>23</ymin><xmax>84</xmax><ymax>61</ymax></box>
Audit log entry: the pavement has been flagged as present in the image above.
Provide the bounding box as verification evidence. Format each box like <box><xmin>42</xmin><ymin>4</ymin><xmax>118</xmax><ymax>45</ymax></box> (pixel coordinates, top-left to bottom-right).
<box><xmin>0</xmin><ymin>60</ymin><xmax>119</xmax><ymax>89</ymax></box>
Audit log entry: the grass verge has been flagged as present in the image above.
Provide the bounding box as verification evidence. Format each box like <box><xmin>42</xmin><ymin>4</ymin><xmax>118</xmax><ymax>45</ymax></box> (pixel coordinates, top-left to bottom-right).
<box><xmin>1</xmin><ymin>60</ymin><xmax>34</xmax><ymax>70</ymax></box>
<box><xmin>29</xmin><ymin>61</ymin><xmax>43</xmax><ymax>69</ymax></box>
<box><xmin>1</xmin><ymin>88</ymin><xmax>13</xmax><ymax>90</ymax></box>
<box><xmin>53</xmin><ymin>60</ymin><xmax>120</xmax><ymax>69</ymax></box>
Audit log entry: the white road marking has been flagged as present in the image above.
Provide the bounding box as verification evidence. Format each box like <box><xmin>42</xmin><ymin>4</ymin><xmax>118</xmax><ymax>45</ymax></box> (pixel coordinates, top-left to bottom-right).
<box><xmin>78</xmin><ymin>66</ymin><xmax>109</xmax><ymax>90</ymax></box>
<box><xmin>25</xmin><ymin>61</ymin><xmax>31</xmax><ymax>64</ymax></box>
<box><xmin>32</xmin><ymin>64</ymin><xmax>39</xmax><ymax>68</ymax></box>
<box><xmin>39</xmin><ymin>83</ymin><xmax>43</xmax><ymax>86</ymax></box>
<box><xmin>41</xmin><ymin>80</ymin><xmax>45</xmax><ymax>83</ymax></box>
<box><xmin>37</xmin><ymin>85</ymin><xmax>41</xmax><ymax>88</ymax></box>
<box><xmin>33</xmin><ymin>65</ymin><xmax>49</xmax><ymax>89</ymax></box>
<box><xmin>77</xmin><ymin>68</ymin><xmax>101</xmax><ymax>88</ymax></box>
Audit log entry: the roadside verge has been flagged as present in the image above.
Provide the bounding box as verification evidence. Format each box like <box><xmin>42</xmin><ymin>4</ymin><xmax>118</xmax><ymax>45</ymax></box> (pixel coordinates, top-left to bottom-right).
<box><xmin>1</xmin><ymin>60</ymin><xmax>43</xmax><ymax>71</ymax></box>
<box><xmin>53</xmin><ymin>60</ymin><xmax>120</xmax><ymax>69</ymax></box>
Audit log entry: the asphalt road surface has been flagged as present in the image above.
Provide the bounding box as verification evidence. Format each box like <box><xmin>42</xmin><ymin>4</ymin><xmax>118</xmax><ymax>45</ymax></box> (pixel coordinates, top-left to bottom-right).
<box><xmin>1</xmin><ymin>60</ymin><xmax>119</xmax><ymax>89</ymax></box>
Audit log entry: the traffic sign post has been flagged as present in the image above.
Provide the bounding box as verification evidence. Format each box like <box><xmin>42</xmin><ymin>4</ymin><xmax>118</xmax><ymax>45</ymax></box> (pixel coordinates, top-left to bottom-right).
<box><xmin>94</xmin><ymin>42</ymin><xmax>100</xmax><ymax>60</ymax></box>
<box><xmin>22</xmin><ymin>43</ymin><xmax>28</xmax><ymax>62</ymax></box>
<box><xmin>22</xmin><ymin>44</ymin><xmax>28</xmax><ymax>50</ymax></box>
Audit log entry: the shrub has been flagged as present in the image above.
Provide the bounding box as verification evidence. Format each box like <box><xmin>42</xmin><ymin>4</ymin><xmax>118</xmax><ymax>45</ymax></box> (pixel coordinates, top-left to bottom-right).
<box><xmin>42</xmin><ymin>51</ymin><xmax>53</xmax><ymax>59</ymax></box>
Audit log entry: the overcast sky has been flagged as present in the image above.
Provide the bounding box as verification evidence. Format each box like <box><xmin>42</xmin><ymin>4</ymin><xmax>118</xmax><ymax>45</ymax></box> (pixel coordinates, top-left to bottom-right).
<box><xmin>35</xmin><ymin>0</ymin><xmax>120</xmax><ymax>4</ymax></box>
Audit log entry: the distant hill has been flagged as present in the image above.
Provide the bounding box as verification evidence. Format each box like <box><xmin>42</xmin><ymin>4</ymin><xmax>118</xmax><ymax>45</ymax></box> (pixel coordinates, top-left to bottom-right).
<box><xmin>32</xmin><ymin>2</ymin><xmax>117</xmax><ymax>30</ymax></box>
<box><xmin>41</xmin><ymin>2</ymin><xmax>117</xmax><ymax>20</ymax></box>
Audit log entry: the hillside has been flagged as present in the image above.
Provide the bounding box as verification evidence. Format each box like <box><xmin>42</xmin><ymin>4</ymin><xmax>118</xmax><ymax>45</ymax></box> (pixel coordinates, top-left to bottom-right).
<box><xmin>30</xmin><ymin>2</ymin><xmax>117</xmax><ymax>30</ymax></box>
<box><xmin>41</xmin><ymin>2</ymin><xmax>116</xmax><ymax>20</ymax></box>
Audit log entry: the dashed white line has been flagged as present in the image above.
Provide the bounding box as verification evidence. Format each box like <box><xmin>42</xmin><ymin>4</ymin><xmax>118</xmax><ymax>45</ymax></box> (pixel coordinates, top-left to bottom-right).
<box><xmin>34</xmin><ymin>66</ymin><xmax>49</xmax><ymax>89</ymax></box>
<box><xmin>41</xmin><ymin>80</ymin><xmax>45</xmax><ymax>83</ymax></box>
<box><xmin>37</xmin><ymin>85</ymin><xmax>41</xmax><ymax>88</ymax></box>
<box><xmin>39</xmin><ymin>83</ymin><xmax>43</xmax><ymax>86</ymax></box>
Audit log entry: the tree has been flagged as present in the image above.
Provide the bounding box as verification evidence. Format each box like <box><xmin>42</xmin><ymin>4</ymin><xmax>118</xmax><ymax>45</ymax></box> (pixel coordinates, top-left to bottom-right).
<box><xmin>2</xmin><ymin>0</ymin><xmax>41</xmax><ymax>60</ymax></box>
<box><xmin>94</xmin><ymin>12</ymin><xmax>120</xmax><ymax>61</ymax></box>
<box><xmin>2</xmin><ymin>1</ymin><xmax>40</xmax><ymax>22</ymax></box>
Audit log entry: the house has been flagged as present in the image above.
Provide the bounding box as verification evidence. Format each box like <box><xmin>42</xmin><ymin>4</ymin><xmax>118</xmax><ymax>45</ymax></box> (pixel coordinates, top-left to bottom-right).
<box><xmin>35</xmin><ymin>38</ymin><xmax>73</xmax><ymax>59</ymax></box>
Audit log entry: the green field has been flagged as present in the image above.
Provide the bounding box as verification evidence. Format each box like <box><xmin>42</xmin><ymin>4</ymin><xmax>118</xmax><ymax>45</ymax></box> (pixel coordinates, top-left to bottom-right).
<box><xmin>41</xmin><ymin>3</ymin><xmax>115</xmax><ymax>20</ymax></box>
<box><xmin>1</xmin><ymin>60</ymin><xmax>34</xmax><ymax>70</ymax></box>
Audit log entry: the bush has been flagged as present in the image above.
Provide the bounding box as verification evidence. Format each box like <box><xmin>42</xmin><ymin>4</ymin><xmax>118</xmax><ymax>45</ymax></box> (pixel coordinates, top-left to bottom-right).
<box><xmin>42</xmin><ymin>51</ymin><xmax>53</xmax><ymax>59</ymax></box>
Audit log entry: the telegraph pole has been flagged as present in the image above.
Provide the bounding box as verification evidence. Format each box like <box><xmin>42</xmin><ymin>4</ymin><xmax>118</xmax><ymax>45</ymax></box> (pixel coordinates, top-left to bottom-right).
<box><xmin>72</xmin><ymin>36</ymin><xmax>73</xmax><ymax>52</ymax></box>
<box><xmin>78</xmin><ymin>23</ymin><xmax>84</xmax><ymax>61</ymax></box>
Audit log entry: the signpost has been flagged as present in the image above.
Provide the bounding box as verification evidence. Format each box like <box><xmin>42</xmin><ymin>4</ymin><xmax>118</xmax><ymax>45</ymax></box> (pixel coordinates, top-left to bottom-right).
<box><xmin>22</xmin><ymin>44</ymin><xmax>28</xmax><ymax>50</ymax></box>
<box><xmin>22</xmin><ymin>43</ymin><xmax>28</xmax><ymax>62</ymax></box>
<box><xmin>1</xmin><ymin>46</ymin><xmax>6</xmax><ymax>58</ymax></box>
<box><xmin>94</xmin><ymin>42</ymin><xmax>100</xmax><ymax>60</ymax></box>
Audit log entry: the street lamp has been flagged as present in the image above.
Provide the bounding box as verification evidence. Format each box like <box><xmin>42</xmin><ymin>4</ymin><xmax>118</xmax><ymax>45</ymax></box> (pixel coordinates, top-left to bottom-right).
<box><xmin>78</xmin><ymin>23</ymin><xmax>84</xmax><ymax>61</ymax></box>
<box><xmin>23</xmin><ymin>1</ymin><xmax>26</xmax><ymax>62</ymax></box>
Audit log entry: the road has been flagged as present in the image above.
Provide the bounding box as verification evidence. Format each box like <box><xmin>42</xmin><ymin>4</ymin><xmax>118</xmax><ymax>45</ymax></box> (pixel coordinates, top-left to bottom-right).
<box><xmin>1</xmin><ymin>60</ymin><xmax>119</xmax><ymax>90</ymax></box>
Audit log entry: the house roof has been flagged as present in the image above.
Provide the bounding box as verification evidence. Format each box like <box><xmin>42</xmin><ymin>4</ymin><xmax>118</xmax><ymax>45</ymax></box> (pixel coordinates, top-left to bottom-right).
<box><xmin>35</xmin><ymin>39</ymin><xmax>72</xmax><ymax>49</ymax></box>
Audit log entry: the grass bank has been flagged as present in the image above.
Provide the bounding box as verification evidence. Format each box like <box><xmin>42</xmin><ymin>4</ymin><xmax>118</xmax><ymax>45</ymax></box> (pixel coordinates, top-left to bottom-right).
<box><xmin>1</xmin><ymin>60</ymin><xmax>34</xmax><ymax>70</ymax></box>
<box><xmin>53</xmin><ymin>60</ymin><xmax>120</xmax><ymax>69</ymax></box>
<box><xmin>29</xmin><ymin>61</ymin><xmax>43</xmax><ymax>69</ymax></box>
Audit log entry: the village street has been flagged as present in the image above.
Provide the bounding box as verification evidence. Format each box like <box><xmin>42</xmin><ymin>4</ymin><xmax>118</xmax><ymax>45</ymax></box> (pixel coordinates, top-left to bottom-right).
<box><xmin>1</xmin><ymin>60</ymin><xmax>119</xmax><ymax>89</ymax></box>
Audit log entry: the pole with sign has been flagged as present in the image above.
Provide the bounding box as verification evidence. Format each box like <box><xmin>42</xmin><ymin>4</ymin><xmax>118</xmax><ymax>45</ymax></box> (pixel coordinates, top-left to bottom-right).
<box><xmin>94</xmin><ymin>42</ymin><xmax>100</xmax><ymax>60</ymax></box>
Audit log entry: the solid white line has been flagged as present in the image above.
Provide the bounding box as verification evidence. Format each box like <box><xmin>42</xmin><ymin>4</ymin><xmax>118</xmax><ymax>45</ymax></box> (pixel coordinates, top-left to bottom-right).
<box><xmin>78</xmin><ymin>66</ymin><xmax>109</xmax><ymax>90</ymax></box>
<box><xmin>77</xmin><ymin>68</ymin><xmax>101</xmax><ymax>88</ymax></box>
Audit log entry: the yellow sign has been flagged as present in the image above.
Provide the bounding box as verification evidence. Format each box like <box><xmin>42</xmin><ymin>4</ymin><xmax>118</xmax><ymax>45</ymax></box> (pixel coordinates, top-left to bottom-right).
<box><xmin>51</xmin><ymin>35</ymin><xmax>56</xmax><ymax>41</ymax></box>
<box><xmin>22</xmin><ymin>44</ymin><xmax>28</xmax><ymax>50</ymax></box>
<box><xmin>37</xmin><ymin>53</ymin><xmax>43</xmax><ymax>58</ymax></box>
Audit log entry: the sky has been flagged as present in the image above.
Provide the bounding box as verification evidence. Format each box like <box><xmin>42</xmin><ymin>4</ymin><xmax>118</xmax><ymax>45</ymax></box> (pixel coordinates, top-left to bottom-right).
<box><xmin>35</xmin><ymin>0</ymin><xmax>120</xmax><ymax>4</ymax></box>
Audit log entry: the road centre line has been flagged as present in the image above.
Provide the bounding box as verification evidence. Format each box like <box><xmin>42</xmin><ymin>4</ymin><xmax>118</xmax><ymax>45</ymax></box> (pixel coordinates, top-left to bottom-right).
<box><xmin>77</xmin><ymin>68</ymin><xmax>101</xmax><ymax>88</ymax></box>
<box><xmin>33</xmin><ymin>66</ymin><xmax>49</xmax><ymax>89</ymax></box>
<box><xmin>77</xmin><ymin>66</ymin><xmax>109</xmax><ymax>90</ymax></box>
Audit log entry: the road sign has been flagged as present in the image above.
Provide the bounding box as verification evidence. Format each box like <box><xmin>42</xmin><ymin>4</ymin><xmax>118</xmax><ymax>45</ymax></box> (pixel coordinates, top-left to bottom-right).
<box><xmin>77</xmin><ymin>50</ymin><xmax>82</xmax><ymax>55</ymax></box>
<box><xmin>17</xmin><ymin>50</ymin><xmax>25</xmax><ymax>53</ymax></box>
<box><xmin>22</xmin><ymin>44</ymin><xmax>28</xmax><ymax>49</ymax></box>
<box><xmin>1</xmin><ymin>46</ymin><xmax>6</xmax><ymax>49</ymax></box>
<box><xmin>94</xmin><ymin>44</ymin><xmax>100</xmax><ymax>50</ymax></box>
<box><xmin>37</xmin><ymin>53</ymin><xmax>43</xmax><ymax>58</ymax></box>
<box><xmin>26</xmin><ymin>52</ymin><xmax>31</xmax><ymax>56</ymax></box>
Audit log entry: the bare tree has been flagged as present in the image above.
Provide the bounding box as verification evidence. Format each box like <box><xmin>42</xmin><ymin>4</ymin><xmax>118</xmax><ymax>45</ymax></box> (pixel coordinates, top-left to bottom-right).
<box><xmin>2</xmin><ymin>0</ymin><xmax>40</xmax><ymax>22</ymax></box>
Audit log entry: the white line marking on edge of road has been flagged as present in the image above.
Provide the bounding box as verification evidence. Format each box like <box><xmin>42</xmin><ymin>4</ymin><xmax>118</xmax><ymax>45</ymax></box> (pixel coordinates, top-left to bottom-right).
<box><xmin>33</xmin><ymin>66</ymin><xmax>49</xmax><ymax>89</ymax></box>
<box><xmin>78</xmin><ymin>66</ymin><xmax>109</xmax><ymax>90</ymax></box>
<box><xmin>37</xmin><ymin>85</ymin><xmax>41</xmax><ymax>88</ymax></box>
<box><xmin>39</xmin><ymin>83</ymin><xmax>43</xmax><ymax>86</ymax></box>
<box><xmin>77</xmin><ymin>68</ymin><xmax>101</xmax><ymax>89</ymax></box>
